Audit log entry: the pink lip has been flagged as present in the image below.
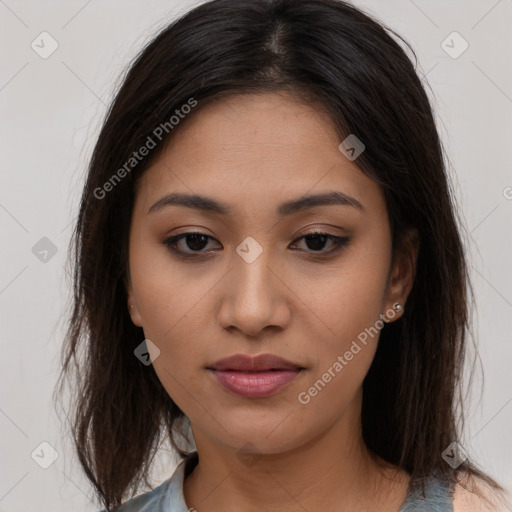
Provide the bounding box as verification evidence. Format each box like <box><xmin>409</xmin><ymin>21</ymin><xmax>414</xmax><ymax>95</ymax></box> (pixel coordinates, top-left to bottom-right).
<box><xmin>209</xmin><ymin>353</ymin><xmax>303</xmax><ymax>372</ymax></box>
<box><xmin>208</xmin><ymin>369</ymin><xmax>302</xmax><ymax>398</ymax></box>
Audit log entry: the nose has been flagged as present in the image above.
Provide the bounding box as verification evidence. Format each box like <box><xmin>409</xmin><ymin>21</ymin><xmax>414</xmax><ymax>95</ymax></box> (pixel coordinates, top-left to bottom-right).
<box><xmin>217</xmin><ymin>247</ymin><xmax>291</xmax><ymax>339</ymax></box>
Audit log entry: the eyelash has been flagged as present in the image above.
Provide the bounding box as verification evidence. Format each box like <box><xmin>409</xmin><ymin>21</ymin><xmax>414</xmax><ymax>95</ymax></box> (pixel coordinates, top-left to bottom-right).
<box><xmin>161</xmin><ymin>231</ymin><xmax>351</xmax><ymax>259</ymax></box>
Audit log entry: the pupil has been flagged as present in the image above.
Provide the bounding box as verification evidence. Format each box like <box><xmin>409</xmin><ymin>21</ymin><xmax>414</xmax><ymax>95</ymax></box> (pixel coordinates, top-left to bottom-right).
<box><xmin>306</xmin><ymin>234</ymin><xmax>327</xmax><ymax>251</ymax></box>
<box><xmin>187</xmin><ymin>234</ymin><xmax>208</xmax><ymax>251</ymax></box>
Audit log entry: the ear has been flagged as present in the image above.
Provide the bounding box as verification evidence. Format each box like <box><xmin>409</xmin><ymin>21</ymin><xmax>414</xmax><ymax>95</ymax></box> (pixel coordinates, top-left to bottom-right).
<box><xmin>125</xmin><ymin>272</ymin><xmax>144</xmax><ymax>328</ymax></box>
<box><xmin>383</xmin><ymin>228</ymin><xmax>419</xmax><ymax>323</ymax></box>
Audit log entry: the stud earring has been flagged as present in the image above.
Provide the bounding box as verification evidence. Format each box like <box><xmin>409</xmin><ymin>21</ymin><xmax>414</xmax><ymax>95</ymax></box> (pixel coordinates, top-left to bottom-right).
<box><xmin>383</xmin><ymin>302</ymin><xmax>404</xmax><ymax>324</ymax></box>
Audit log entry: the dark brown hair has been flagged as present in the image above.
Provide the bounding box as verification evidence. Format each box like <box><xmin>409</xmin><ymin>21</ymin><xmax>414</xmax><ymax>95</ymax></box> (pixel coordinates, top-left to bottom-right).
<box><xmin>55</xmin><ymin>0</ymin><xmax>506</xmax><ymax>510</ymax></box>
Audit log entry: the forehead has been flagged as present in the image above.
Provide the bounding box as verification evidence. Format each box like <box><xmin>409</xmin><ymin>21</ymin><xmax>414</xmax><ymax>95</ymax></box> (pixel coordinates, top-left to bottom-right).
<box><xmin>134</xmin><ymin>93</ymin><xmax>385</xmax><ymax>217</ymax></box>
<box><xmin>163</xmin><ymin>92</ymin><xmax>343</xmax><ymax>165</ymax></box>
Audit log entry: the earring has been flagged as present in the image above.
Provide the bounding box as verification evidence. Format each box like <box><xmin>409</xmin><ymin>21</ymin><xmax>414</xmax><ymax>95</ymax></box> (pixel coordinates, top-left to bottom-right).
<box><xmin>383</xmin><ymin>302</ymin><xmax>404</xmax><ymax>323</ymax></box>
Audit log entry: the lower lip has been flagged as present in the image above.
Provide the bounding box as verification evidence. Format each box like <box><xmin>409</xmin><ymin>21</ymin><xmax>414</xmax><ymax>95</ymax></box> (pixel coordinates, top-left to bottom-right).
<box><xmin>208</xmin><ymin>369</ymin><xmax>302</xmax><ymax>398</ymax></box>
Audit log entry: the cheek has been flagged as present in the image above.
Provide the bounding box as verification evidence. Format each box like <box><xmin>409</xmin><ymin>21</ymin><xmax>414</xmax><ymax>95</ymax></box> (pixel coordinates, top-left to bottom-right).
<box><xmin>295</xmin><ymin>310</ymin><xmax>382</xmax><ymax>428</ymax></box>
<box><xmin>129</xmin><ymin>235</ymin><xmax>207</xmax><ymax>339</ymax></box>
<box><xmin>128</xmin><ymin>237</ymin><xmax>213</xmax><ymax>389</ymax></box>
<box><xmin>296</xmin><ymin>239</ymin><xmax>390</xmax><ymax>403</ymax></box>
<box><xmin>306</xmin><ymin>239</ymin><xmax>390</xmax><ymax>347</ymax></box>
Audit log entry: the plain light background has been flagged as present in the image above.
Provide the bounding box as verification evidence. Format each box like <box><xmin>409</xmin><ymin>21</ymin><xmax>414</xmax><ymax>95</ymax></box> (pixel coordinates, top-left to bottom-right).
<box><xmin>1</xmin><ymin>0</ymin><xmax>511</xmax><ymax>510</ymax></box>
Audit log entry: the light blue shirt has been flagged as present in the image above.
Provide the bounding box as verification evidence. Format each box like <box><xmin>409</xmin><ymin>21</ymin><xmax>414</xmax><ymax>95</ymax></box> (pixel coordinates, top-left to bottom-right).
<box><xmin>104</xmin><ymin>451</ymin><xmax>453</xmax><ymax>511</ymax></box>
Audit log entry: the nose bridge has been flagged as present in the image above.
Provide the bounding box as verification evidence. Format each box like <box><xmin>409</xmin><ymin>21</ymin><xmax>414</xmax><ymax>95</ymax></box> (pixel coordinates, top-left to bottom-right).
<box><xmin>234</xmin><ymin>234</ymin><xmax>276</xmax><ymax>304</ymax></box>
<box><xmin>218</xmin><ymin>235</ymin><xmax>290</xmax><ymax>335</ymax></box>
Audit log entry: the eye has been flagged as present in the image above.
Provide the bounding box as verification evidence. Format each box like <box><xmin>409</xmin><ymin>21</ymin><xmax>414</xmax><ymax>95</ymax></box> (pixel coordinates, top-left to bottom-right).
<box><xmin>162</xmin><ymin>230</ymin><xmax>351</xmax><ymax>258</ymax></box>
<box><xmin>289</xmin><ymin>231</ymin><xmax>351</xmax><ymax>255</ymax></box>
<box><xmin>162</xmin><ymin>231</ymin><xmax>221</xmax><ymax>256</ymax></box>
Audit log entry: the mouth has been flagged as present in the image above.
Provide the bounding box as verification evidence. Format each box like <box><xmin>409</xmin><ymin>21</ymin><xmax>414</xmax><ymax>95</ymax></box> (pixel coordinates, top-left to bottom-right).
<box><xmin>207</xmin><ymin>368</ymin><xmax>304</xmax><ymax>398</ymax></box>
<box><xmin>206</xmin><ymin>353</ymin><xmax>306</xmax><ymax>398</ymax></box>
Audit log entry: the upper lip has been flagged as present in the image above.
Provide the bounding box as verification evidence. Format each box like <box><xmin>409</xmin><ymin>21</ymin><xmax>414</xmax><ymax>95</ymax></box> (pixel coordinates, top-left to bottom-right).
<box><xmin>208</xmin><ymin>353</ymin><xmax>304</xmax><ymax>372</ymax></box>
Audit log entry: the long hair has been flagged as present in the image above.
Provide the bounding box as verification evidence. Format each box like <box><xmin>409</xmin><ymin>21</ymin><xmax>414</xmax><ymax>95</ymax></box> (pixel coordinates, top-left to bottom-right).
<box><xmin>54</xmin><ymin>0</ymin><xmax>505</xmax><ymax>510</ymax></box>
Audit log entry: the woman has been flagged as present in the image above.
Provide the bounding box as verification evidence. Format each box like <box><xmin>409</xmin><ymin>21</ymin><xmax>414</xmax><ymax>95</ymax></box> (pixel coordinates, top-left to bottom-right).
<box><xmin>56</xmin><ymin>0</ymin><xmax>509</xmax><ymax>510</ymax></box>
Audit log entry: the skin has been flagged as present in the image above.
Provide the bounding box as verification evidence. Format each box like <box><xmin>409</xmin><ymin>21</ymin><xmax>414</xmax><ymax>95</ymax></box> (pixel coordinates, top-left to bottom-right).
<box><xmin>126</xmin><ymin>92</ymin><xmax>421</xmax><ymax>511</ymax></box>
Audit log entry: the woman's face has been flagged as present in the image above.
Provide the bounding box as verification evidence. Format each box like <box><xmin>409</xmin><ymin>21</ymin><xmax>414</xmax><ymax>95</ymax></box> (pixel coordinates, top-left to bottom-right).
<box><xmin>127</xmin><ymin>93</ymin><xmax>411</xmax><ymax>454</ymax></box>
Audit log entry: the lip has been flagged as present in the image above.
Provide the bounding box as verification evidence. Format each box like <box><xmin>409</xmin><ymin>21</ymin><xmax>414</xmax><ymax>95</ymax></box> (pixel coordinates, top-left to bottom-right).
<box><xmin>208</xmin><ymin>369</ymin><xmax>303</xmax><ymax>398</ymax></box>
<box><xmin>208</xmin><ymin>353</ymin><xmax>303</xmax><ymax>372</ymax></box>
<box><xmin>206</xmin><ymin>353</ymin><xmax>305</xmax><ymax>398</ymax></box>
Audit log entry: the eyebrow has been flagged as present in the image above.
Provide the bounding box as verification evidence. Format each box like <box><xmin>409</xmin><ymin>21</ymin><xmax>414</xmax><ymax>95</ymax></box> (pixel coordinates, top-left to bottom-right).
<box><xmin>147</xmin><ymin>191</ymin><xmax>363</xmax><ymax>216</ymax></box>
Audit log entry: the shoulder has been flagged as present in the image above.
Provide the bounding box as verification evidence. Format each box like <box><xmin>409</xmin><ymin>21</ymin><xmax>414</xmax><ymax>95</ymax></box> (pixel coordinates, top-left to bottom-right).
<box><xmin>100</xmin><ymin>477</ymin><xmax>172</xmax><ymax>512</ymax></box>
<box><xmin>452</xmin><ymin>476</ymin><xmax>510</xmax><ymax>512</ymax></box>
<box><xmin>99</xmin><ymin>453</ymin><xmax>197</xmax><ymax>512</ymax></box>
